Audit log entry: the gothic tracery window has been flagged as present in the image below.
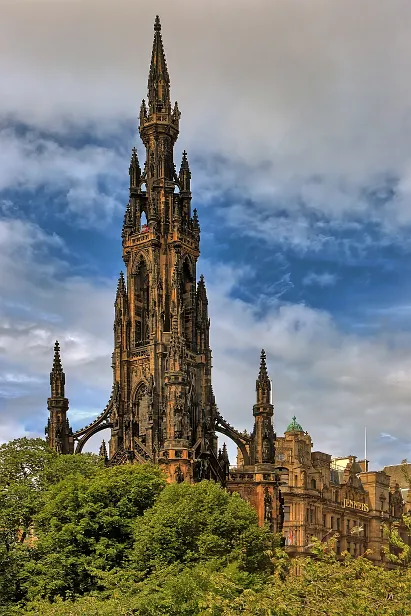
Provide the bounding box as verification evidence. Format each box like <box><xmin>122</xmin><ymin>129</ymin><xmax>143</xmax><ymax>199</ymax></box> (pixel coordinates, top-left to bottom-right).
<box><xmin>181</xmin><ymin>258</ymin><xmax>194</xmax><ymax>348</ymax></box>
<box><xmin>139</xmin><ymin>209</ymin><xmax>148</xmax><ymax>233</ymax></box>
<box><xmin>134</xmin><ymin>257</ymin><xmax>150</xmax><ymax>346</ymax></box>
<box><xmin>132</xmin><ymin>384</ymin><xmax>151</xmax><ymax>442</ymax></box>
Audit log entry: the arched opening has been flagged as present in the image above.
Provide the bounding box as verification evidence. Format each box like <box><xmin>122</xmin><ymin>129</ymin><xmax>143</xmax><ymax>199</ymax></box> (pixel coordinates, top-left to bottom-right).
<box><xmin>79</xmin><ymin>428</ymin><xmax>112</xmax><ymax>456</ymax></box>
<box><xmin>131</xmin><ymin>384</ymin><xmax>152</xmax><ymax>450</ymax></box>
<box><xmin>140</xmin><ymin>209</ymin><xmax>148</xmax><ymax>233</ymax></box>
<box><xmin>215</xmin><ymin>425</ymin><xmax>250</xmax><ymax>466</ymax></box>
<box><xmin>181</xmin><ymin>258</ymin><xmax>194</xmax><ymax>348</ymax></box>
<box><xmin>134</xmin><ymin>257</ymin><xmax>149</xmax><ymax>346</ymax></box>
<box><xmin>276</xmin><ymin>467</ymin><xmax>289</xmax><ymax>486</ymax></box>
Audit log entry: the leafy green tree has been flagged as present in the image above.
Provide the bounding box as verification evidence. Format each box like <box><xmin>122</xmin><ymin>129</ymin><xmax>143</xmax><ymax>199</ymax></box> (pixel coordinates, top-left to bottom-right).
<box><xmin>0</xmin><ymin>441</ymin><xmax>106</xmax><ymax>613</ymax></box>
<box><xmin>23</xmin><ymin>463</ymin><xmax>166</xmax><ymax>601</ymax></box>
<box><xmin>21</xmin><ymin>562</ymin><xmax>263</xmax><ymax>616</ymax></box>
<box><xmin>205</xmin><ymin>538</ymin><xmax>411</xmax><ymax>615</ymax></box>
<box><xmin>39</xmin><ymin>452</ymin><xmax>104</xmax><ymax>488</ymax></box>
<box><xmin>383</xmin><ymin>515</ymin><xmax>411</xmax><ymax>566</ymax></box>
<box><xmin>18</xmin><ymin>513</ymin><xmax>411</xmax><ymax>616</ymax></box>
<box><xmin>131</xmin><ymin>480</ymin><xmax>274</xmax><ymax>575</ymax></box>
<box><xmin>0</xmin><ymin>438</ymin><xmax>55</xmax><ymax>547</ymax></box>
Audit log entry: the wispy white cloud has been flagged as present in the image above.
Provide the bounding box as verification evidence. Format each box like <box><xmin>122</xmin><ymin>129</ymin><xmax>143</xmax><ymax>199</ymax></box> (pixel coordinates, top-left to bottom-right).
<box><xmin>0</xmin><ymin>217</ymin><xmax>411</xmax><ymax>467</ymax></box>
<box><xmin>1</xmin><ymin>2</ymin><xmax>411</xmax><ymax>470</ymax></box>
<box><xmin>0</xmin><ymin>128</ymin><xmax>126</xmax><ymax>226</ymax></box>
<box><xmin>1</xmin><ymin>2</ymin><xmax>411</xmax><ymax>233</ymax></box>
<box><xmin>303</xmin><ymin>271</ymin><xmax>338</xmax><ymax>287</ymax></box>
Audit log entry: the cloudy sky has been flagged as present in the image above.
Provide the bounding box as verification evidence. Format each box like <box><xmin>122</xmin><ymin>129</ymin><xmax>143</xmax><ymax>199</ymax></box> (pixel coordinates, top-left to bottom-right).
<box><xmin>1</xmin><ymin>0</ymin><xmax>411</xmax><ymax>469</ymax></box>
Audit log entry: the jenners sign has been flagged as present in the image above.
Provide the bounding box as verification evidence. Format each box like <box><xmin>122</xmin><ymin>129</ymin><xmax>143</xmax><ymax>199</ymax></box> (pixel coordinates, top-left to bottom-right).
<box><xmin>343</xmin><ymin>499</ymin><xmax>369</xmax><ymax>512</ymax></box>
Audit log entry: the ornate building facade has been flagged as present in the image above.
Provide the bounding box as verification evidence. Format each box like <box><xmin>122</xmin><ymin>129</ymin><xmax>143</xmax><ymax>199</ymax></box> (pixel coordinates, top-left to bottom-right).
<box><xmin>45</xmin><ymin>16</ymin><xmax>410</xmax><ymax>558</ymax></box>
<box><xmin>45</xmin><ymin>16</ymin><xmax>279</xmax><ymax>528</ymax></box>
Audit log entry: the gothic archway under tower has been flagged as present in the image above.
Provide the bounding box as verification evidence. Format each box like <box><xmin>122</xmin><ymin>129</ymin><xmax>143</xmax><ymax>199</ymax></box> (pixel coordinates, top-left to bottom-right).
<box><xmin>130</xmin><ymin>382</ymin><xmax>153</xmax><ymax>450</ymax></box>
<box><xmin>215</xmin><ymin>413</ymin><xmax>251</xmax><ymax>466</ymax></box>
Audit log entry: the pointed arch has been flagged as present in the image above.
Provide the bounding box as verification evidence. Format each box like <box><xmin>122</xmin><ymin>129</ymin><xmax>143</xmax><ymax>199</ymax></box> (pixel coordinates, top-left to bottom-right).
<box><xmin>131</xmin><ymin>381</ymin><xmax>152</xmax><ymax>447</ymax></box>
<box><xmin>181</xmin><ymin>255</ymin><xmax>195</xmax><ymax>348</ymax></box>
<box><xmin>133</xmin><ymin>254</ymin><xmax>150</xmax><ymax>346</ymax></box>
<box><xmin>215</xmin><ymin>426</ymin><xmax>250</xmax><ymax>466</ymax></box>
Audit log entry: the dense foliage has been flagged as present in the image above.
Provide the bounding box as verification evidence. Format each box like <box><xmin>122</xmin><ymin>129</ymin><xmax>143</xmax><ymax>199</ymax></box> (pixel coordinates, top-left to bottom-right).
<box><xmin>1</xmin><ymin>438</ymin><xmax>411</xmax><ymax>615</ymax></box>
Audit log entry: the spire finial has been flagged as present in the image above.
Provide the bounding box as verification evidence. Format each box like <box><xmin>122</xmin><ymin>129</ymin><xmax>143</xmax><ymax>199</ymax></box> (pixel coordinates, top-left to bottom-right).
<box><xmin>255</xmin><ymin>349</ymin><xmax>271</xmax><ymax>405</ymax></box>
<box><xmin>116</xmin><ymin>271</ymin><xmax>126</xmax><ymax>298</ymax></box>
<box><xmin>129</xmin><ymin>147</ymin><xmax>141</xmax><ymax>189</ymax></box>
<box><xmin>179</xmin><ymin>150</ymin><xmax>190</xmax><ymax>178</ymax></box>
<box><xmin>147</xmin><ymin>14</ymin><xmax>170</xmax><ymax>111</ymax></box>
<box><xmin>50</xmin><ymin>340</ymin><xmax>65</xmax><ymax>398</ymax></box>
<box><xmin>258</xmin><ymin>349</ymin><xmax>268</xmax><ymax>382</ymax></box>
<box><xmin>52</xmin><ymin>340</ymin><xmax>62</xmax><ymax>373</ymax></box>
<box><xmin>99</xmin><ymin>439</ymin><xmax>108</xmax><ymax>461</ymax></box>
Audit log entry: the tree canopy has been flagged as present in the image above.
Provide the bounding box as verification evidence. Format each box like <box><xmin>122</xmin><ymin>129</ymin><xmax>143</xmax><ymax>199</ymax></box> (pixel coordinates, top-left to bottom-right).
<box><xmin>0</xmin><ymin>438</ymin><xmax>411</xmax><ymax>616</ymax></box>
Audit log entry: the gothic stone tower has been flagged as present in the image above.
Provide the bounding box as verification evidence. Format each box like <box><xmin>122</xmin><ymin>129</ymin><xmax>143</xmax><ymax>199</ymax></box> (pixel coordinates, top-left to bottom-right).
<box><xmin>109</xmin><ymin>16</ymin><xmax>220</xmax><ymax>483</ymax></box>
<box><xmin>227</xmin><ymin>351</ymin><xmax>280</xmax><ymax>529</ymax></box>
<box><xmin>45</xmin><ymin>341</ymin><xmax>74</xmax><ymax>454</ymax></box>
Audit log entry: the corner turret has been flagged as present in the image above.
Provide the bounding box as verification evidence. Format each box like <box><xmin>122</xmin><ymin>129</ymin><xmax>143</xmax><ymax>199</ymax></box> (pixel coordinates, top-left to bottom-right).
<box><xmin>251</xmin><ymin>350</ymin><xmax>275</xmax><ymax>464</ymax></box>
<box><xmin>45</xmin><ymin>341</ymin><xmax>73</xmax><ymax>454</ymax></box>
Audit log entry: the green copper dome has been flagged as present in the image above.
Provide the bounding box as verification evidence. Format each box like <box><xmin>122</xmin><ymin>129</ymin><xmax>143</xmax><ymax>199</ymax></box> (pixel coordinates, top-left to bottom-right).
<box><xmin>286</xmin><ymin>416</ymin><xmax>304</xmax><ymax>433</ymax></box>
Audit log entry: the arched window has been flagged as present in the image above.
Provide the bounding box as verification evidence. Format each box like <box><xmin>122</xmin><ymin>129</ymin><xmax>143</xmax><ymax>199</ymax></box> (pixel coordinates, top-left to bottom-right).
<box><xmin>278</xmin><ymin>467</ymin><xmax>289</xmax><ymax>486</ymax></box>
<box><xmin>140</xmin><ymin>210</ymin><xmax>148</xmax><ymax>233</ymax></box>
<box><xmin>181</xmin><ymin>258</ymin><xmax>194</xmax><ymax>348</ymax></box>
<box><xmin>134</xmin><ymin>257</ymin><xmax>149</xmax><ymax>346</ymax></box>
<box><xmin>132</xmin><ymin>384</ymin><xmax>151</xmax><ymax>445</ymax></box>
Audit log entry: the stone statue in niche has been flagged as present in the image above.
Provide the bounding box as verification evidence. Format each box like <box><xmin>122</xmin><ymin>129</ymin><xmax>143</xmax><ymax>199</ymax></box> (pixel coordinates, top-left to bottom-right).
<box><xmin>174</xmin><ymin>406</ymin><xmax>183</xmax><ymax>439</ymax></box>
<box><xmin>301</xmin><ymin>470</ymin><xmax>307</xmax><ymax>488</ymax></box>
<box><xmin>174</xmin><ymin>465</ymin><xmax>184</xmax><ymax>483</ymax></box>
<box><xmin>264</xmin><ymin>487</ymin><xmax>272</xmax><ymax>522</ymax></box>
<box><xmin>262</xmin><ymin>438</ymin><xmax>271</xmax><ymax>462</ymax></box>
<box><xmin>390</xmin><ymin>484</ymin><xmax>404</xmax><ymax>518</ymax></box>
<box><xmin>55</xmin><ymin>427</ymin><xmax>63</xmax><ymax>454</ymax></box>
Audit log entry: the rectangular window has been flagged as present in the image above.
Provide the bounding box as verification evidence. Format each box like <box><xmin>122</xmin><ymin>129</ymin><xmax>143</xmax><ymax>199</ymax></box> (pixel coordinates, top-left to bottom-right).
<box><xmin>283</xmin><ymin>506</ymin><xmax>290</xmax><ymax>522</ymax></box>
<box><xmin>337</xmin><ymin>518</ymin><xmax>340</xmax><ymax>531</ymax></box>
<box><xmin>310</xmin><ymin>508</ymin><xmax>314</xmax><ymax>524</ymax></box>
<box><xmin>323</xmin><ymin>514</ymin><xmax>327</xmax><ymax>527</ymax></box>
<box><xmin>346</xmin><ymin>519</ymin><xmax>350</xmax><ymax>533</ymax></box>
<box><xmin>363</xmin><ymin>523</ymin><xmax>367</xmax><ymax>538</ymax></box>
<box><xmin>331</xmin><ymin>516</ymin><xmax>335</xmax><ymax>529</ymax></box>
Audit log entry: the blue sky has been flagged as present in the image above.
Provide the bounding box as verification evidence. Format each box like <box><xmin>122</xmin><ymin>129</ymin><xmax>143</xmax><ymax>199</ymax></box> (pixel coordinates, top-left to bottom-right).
<box><xmin>1</xmin><ymin>0</ymin><xmax>411</xmax><ymax>468</ymax></box>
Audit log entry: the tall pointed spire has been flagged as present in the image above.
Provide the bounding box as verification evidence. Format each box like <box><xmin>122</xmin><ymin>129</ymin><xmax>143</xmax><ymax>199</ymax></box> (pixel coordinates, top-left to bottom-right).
<box><xmin>252</xmin><ymin>350</ymin><xmax>274</xmax><ymax>464</ymax></box>
<box><xmin>257</xmin><ymin>349</ymin><xmax>270</xmax><ymax>389</ymax></box>
<box><xmin>116</xmin><ymin>271</ymin><xmax>126</xmax><ymax>299</ymax></box>
<box><xmin>255</xmin><ymin>349</ymin><xmax>272</xmax><ymax>407</ymax></box>
<box><xmin>148</xmin><ymin>15</ymin><xmax>170</xmax><ymax>113</ymax></box>
<box><xmin>50</xmin><ymin>340</ymin><xmax>65</xmax><ymax>398</ymax></box>
<box><xmin>99</xmin><ymin>439</ymin><xmax>108</xmax><ymax>461</ymax></box>
<box><xmin>139</xmin><ymin>15</ymin><xmax>180</xmax><ymax>156</ymax></box>
<box><xmin>129</xmin><ymin>147</ymin><xmax>141</xmax><ymax>190</ymax></box>
<box><xmin>46</xmin><ymin>341</ymin><xmax>73</xmax><ymax>454</ymax></box>
<box><xmin>179</xmin><ymin>150</ymin><xmax>191</xmax><ymax>192</ymax></box>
